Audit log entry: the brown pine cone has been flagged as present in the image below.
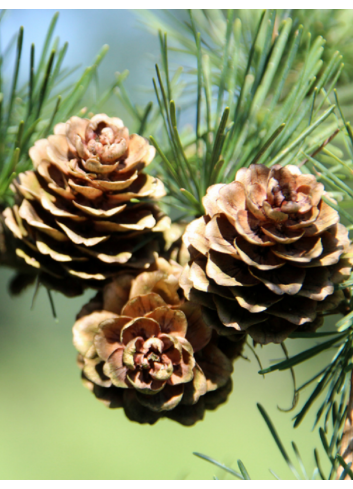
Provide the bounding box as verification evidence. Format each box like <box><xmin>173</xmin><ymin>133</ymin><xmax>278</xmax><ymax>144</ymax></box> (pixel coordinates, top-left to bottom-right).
<box><xmin>3</xmin><ymin>114</ymin><xmax>170</xmax><ymax>293</ymax></box>
<box><xmin>73</xmin><ymin>258</ymin><xmax>242</xmax><ymax>424</ymax></box>
<box><xmin>180</xmin><ymin>164</ymin><xmax>353</xmax><ymax>344</ymax></box>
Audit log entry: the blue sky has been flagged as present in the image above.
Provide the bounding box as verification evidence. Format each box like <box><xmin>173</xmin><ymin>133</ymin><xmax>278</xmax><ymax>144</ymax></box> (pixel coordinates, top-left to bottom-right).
<box><xmin>1</xmin><ymin>10</ymin><xmax>159</xmax><ymax>104</ymax></box>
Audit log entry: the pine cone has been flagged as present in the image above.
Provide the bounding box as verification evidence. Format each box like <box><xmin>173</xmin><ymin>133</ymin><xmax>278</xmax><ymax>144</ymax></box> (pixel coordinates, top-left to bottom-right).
<box><xmin>3</xmin><ymin>114</ymin><xmax>170</xmax><ymax>292</ymax></box>
<box><xmin>181</xmin><ymin>164</ymin><xmax>353</xmax><ymax>344</ymax></box>
<box><xmin>73</xmin><ymin>258</ymin><xmax>241</xmax><ymax>424</ymax></box>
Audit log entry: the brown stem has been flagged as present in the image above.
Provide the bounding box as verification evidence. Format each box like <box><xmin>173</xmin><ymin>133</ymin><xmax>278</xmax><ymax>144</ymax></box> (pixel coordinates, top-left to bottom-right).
<box><xmin>298</xmin><ymin>129</ymin><xmax>340</xmax><ymax>168</ymax></box>
<box><xmin>337</xmin><ymin>369</ymin><xmax>353</xmax><ymax>480</ymax></box>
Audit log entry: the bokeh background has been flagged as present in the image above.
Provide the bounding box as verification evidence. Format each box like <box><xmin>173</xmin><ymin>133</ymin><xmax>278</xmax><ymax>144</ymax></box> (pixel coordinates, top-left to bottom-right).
<box><xmin>0</xmin><ymin>9</ymin><xmax>337</xmax><ymax>480</ymax></box>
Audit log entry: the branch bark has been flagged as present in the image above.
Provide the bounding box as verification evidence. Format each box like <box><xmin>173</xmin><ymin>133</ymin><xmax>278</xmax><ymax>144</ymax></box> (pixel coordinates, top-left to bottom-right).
<box><xmin>337</xmin><ymin>370</ymin><xmax>353</xmax><ymax>480</ymax></box>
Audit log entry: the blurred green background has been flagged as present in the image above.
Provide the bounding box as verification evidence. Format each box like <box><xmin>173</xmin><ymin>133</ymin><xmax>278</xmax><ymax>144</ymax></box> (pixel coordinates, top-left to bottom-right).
<box><xmin>0</xmin><ymin>9</ymin><xmax>337</xmax><ymax>480</ymax></box>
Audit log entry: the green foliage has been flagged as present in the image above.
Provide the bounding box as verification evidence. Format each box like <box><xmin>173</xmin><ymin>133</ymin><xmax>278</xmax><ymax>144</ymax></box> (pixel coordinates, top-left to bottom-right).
<box><xmin>141</xmin><ymin>10</ymin><xmax>353</xmax><ymax>87</ymax></box>
<box><xmin>135</xmin><ymin>9</ymin><xmax>344</xmax><ymax>218</ymax></box>
<box><xmin>255</xmin><ymin>325</ymin><xmax>353</xmax><ymax>431</ymax></box>
<box><xmin>194</xmin><ymin>403</ymin><xmax>352</xmax><ymax>480</ymax></box>
<box><xmin>193</xmin><ymin>452</ymin><xmax>244</xmax><ymax>479</ymax></box>
<box><xmin>0</xmin><ymin>10</ymin><xmax>111</xmax><ymax>207</ymax></box>
<box><xmin>288</xmin><ymin>9</ymin><xmax>353</xmax><ymax>86</ymax></box>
